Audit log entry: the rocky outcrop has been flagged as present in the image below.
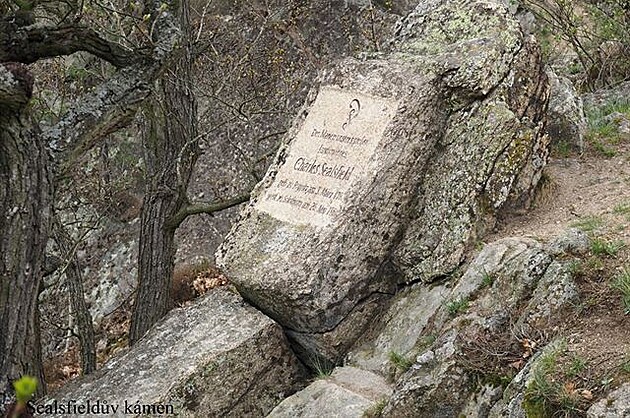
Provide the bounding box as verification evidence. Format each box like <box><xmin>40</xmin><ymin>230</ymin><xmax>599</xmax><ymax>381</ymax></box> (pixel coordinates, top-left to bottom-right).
<box><xmin>40</xmin><ymin>289</ymin><xmax>305</xmax><ymax>417</ymax></box>
<box><xmin>587</xmin><ymin>383</ymin><xmax>630</xmax><ymax>418</ymax></box>
<box><xmin>345</xmin><ymin>235</ymin><xmax>580</xmax><ymax>416</ymax></box>
<box><xmin>217</xmin><ymin>0</ymin><xmax>550</xmax><ymax>366</ymax></box>
<box><xmin>268</xmin><ymin>367</ymin><xmax>391</xmax><ymax>418</ymax></box>
<box><xmin>545</xmin><ymin>69</ymin><xmax>586</xmax><ymax>153</ymax></box>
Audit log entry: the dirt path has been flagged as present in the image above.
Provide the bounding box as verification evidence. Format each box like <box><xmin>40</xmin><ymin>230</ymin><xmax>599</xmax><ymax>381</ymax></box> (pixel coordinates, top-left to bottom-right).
<box><xmin>491</xmin><ymin>146</ymin><xmax>630</xmax><ymax>243</ymax></box>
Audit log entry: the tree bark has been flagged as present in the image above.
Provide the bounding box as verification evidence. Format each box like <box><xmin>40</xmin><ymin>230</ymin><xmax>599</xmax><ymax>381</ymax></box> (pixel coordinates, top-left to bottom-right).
<box><xmin>51</xmin><ymin>219</ymin><xmax>97</xmax><ymax>375</ymax></box>
<box><xmin>0</xmin><ymin>22</ymin><xmax>137</xmax><ymax>67</ymax></box>
<box><xmin>129</xmin><ymin>0</ymin><xmax>198</xmax><ymax>344</ymax></box>
<box><xmin>0</xmin><ymin>0</ymin><xmax>182</xmax><ymax>404</ymax></box>
<box><xmin>0</xmin><ymin>111</ymin><xmax>51</xmax><ymax>398</ymax></box>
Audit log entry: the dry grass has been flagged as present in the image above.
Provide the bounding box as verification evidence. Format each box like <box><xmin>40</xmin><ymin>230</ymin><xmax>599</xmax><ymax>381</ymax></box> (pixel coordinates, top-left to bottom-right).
<box><xmin>172</xmin><ymin>261</ymin><xmax>228</xmax><ymax>306</ymax></box>
<box><xmin>43</xmin><ymin>345</ymin><xmax>81</xmax><ymax>394</ymax></box>
<box><xmin>459</xmin><ymin>238</ymin><xmax>629</xmax><ymax>416</ymax></box>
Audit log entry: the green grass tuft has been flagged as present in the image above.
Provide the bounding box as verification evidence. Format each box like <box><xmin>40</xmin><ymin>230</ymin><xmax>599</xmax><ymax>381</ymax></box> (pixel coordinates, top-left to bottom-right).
<box><xmin>389</xmin><ymin>351</ymin><xmax>413</xmax><ymax>372</ymax></box>
<box><xmin>590</xmin><ymin>238</ymin><xmax>625</xmax><ymax>257</ymax></box>
<box><xmin>612</xmin><ymin>267</ymin><xmax>630</xmax><ymax>314</ymax></box>
<box><xmin>446</xmin><ymin>297</ymin><xmax>470</xmax><ymax>316</ymax></box>
<box><xmin>570</xmin><ymin>216</ymin><xmax>603</xmax><ymax>233</ymax></box>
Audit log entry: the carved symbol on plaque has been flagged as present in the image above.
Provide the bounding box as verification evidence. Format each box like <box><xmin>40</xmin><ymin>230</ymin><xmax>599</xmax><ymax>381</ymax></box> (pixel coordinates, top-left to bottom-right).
<box><xmin>342</xmin><ymin>99</ymin><xmax>361</xmax><ymax>131</ymax></box>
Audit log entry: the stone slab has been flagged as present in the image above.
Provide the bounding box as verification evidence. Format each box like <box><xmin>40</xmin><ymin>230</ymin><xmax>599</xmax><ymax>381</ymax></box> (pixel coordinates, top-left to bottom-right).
<box><xmin>256</xmin><ymin>86</ymin><xmax>398</xmax><ymax>227</ymax></box>
<box><xmin>40</xmin><ymin>289</ymin><xmax>305</xmax><ymax>417</ymax></box>
<box><xmin>267</xmin><ymin>367</ymin><xmax>391</xmax><ymax>418</ymax></box>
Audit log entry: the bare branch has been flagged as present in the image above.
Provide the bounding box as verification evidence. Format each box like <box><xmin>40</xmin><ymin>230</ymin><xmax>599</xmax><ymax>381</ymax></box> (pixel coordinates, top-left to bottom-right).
<box><xmin>0</xmin><ymin>22</ymin><xmax>138</xmax><ymax>67</ymax></box>
<box><xmin>166</xmin><ymin>192</ymin><xmax>251</xmax><ymax>231</ymax></box>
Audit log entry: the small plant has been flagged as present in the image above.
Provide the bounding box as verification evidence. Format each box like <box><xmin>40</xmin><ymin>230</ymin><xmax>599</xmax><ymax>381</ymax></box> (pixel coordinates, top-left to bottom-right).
<box><xmin>591</xmin><ymin>140</ymin><xmax>617</xmax><ymax>157</ymax></box>
<box><xmin>481</xmin><ymin>271</ymin><xmax>495</xmax><ymax>288</ymax></box>
<box><xmin>552</xmin><ymin>139</ymin><xmax>573</xmax><ymax>158</ymax></box>
<box><xmin>586</xmin><ymin>256</ymin><xmax>605</xmax><ymax>271</ymax></box>
<box><xmin>417</xmin><ymin>334</ymin><xmax>437</xmax><ymax>351</ymax></box>
<box><xmin>310</xmin><ymin>356</ymin><xmax>334</xmax><ymax>379</ymax></box>
<box><xmin>446</xmin><ymin>297</ymin><xmax>470</xmax><ymax>316</ymax></box>
<box><xmin>570</xmin><ymin>216</ymin><xmax>603</xmax><ymax>233</ymax></box>
<box><xmin>612</xmin><ymin>267</ymin><xmax>630</xmax><ymax>314</ymax></box>
<box><xmin>613</xmin><ymin>201</ymin><xmax>630</xmax><ymax>220</ymax></box>
<box><xmin>621</xmin><ymin>357</ymin><xmax>630</xmax><ymax>374</ymax></box>
<box><xmin>566</xmin><ymin>260</ymin><xmax>583</xmax><ymax>277</ymax></box>
<box><xmin>363</xmin><ymin>398</ymin><xmax>388</xmax><ymax>417</ymax></box>
<box><xmin>590</xmin><ymin>238</ymin><xmax>625</xmax><ymax>257</ymax></box>
<box><xmin>389</xmin><ymin>351</ymin><xmax>413</xmax><ymax>372</ymax></box>
<box><xmin>523</xmin><ymin>343</ymin><xmax>591</xmax><ymax>417</ymax></box>
<box><xmin>7</xmin><ymin>376</ymin><xmax>37</xmax><ymax>418</ymax></box>
<box><xmin>567</xmin><ymin>356</ymin><xmax>587</xmax><ymax>378</ymax></box>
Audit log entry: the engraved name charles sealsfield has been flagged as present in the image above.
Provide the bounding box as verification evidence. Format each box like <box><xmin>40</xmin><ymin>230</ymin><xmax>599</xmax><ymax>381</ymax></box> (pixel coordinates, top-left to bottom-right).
<box><xmin>256</xmin><ymin>86</ymin><xmax>398</xmax><ymax>227</ymax></box>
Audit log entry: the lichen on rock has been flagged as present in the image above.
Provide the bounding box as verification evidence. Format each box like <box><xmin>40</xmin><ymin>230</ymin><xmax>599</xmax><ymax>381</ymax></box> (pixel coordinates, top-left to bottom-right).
<box><xmin>217</xmin><ymin>0</ymin><xmax>550</xmax><ymax>368</ymax></box>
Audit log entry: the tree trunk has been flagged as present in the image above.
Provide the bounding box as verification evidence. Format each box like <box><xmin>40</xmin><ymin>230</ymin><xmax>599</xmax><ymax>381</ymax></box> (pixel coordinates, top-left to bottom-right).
<box><xmin>51</xmin><ymin>218</ymin><xmax>97</xmax><ymax>375</ymax></box>
<box><xmin>0</xmin><ymin>112</ymin><xmax>51</xmax><ymax>399</ymax></box>
<box><xmin>0</xmin><ymin>0</ymin><xmax>184</xmax><ymax>404</ymax></box>
<box><xmin>129</xmin><ymin>0</ymin><xmax>198</xmax><ymax>344</ymax></box>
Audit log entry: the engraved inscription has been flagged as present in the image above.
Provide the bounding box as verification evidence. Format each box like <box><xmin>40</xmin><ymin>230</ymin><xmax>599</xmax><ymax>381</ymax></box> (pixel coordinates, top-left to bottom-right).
<box><xmin>256</xmin><ymin>86</ymin><xmax>398</xmax><ymax>227</ymax></box>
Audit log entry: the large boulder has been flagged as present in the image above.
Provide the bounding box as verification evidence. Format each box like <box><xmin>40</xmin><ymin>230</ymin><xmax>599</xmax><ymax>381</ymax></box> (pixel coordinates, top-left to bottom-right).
<box><xmin>217</xmin><ymin>0</ymin><xmax>550</xmax><ymax>365</ymax></box>
<box><xmin>38</xmin><ymin>289</ymin><xmax>305</xmax><ymax>417</ymax></box>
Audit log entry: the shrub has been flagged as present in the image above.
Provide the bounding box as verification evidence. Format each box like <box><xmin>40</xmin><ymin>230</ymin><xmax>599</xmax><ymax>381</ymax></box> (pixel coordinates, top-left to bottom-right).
<box><xmin>524</xmin><ymin>0</ymin><xmax>630</xmax><ymax>90</ymax></box>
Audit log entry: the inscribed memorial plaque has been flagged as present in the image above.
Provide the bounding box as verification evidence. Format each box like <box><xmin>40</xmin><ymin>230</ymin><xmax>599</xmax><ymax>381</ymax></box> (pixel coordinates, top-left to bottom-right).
<box><xmin>256</xmin><ymin>86</ymin><xmax>398</xmax><ymax>227</ymax></box>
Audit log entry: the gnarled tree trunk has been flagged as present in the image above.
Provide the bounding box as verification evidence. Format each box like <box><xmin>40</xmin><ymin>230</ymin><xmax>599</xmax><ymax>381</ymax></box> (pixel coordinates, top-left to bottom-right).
<box><xmin>0</xmin><ymin>0</ymin><xmax>183</xmax><ymax>405</ymax></box>
<box><xmin>0</xmin><ymin>72</ymin><xmax>51</xmax><ymax>396</ymax></box>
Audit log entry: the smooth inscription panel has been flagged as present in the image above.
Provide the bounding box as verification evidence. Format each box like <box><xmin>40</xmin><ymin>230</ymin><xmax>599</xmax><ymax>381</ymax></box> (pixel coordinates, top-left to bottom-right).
<box><xmin>256</xmin><ymin>86</ymin><xmax>398</xmax><ymax>227</ymax></box>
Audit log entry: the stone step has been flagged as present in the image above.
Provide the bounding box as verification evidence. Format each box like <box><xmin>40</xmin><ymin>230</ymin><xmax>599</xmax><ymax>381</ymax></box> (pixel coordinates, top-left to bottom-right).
<box><xmin>267</xmin><ymin>367</ymin><xmax>391</xmax><ymax>418</ymax></box>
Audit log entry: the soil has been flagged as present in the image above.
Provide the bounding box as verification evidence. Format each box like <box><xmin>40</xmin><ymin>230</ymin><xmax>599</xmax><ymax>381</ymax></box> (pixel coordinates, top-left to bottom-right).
<box><xmin>492</xmin><ymin>143</ymin><xmax>630</xmax><ymax>244</ymax></box>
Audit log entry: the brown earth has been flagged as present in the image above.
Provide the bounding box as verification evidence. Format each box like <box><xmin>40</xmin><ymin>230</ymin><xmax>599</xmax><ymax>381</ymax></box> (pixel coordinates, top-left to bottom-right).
<box><xmin>492</xmin><ymin>143</ymin><xmax>630</xmax><ymax>243</ymax></box>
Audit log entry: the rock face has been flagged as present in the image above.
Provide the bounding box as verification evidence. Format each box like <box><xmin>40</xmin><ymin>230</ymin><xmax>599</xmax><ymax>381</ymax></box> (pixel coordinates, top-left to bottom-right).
<box><xmin>268</xmin><ymin>367</ymin><xmax>391</xmax><ymax>418</ymax></box>
<box><xmin>40</xmin><ymin>289</ymin><xmax>305</xmax><ymax>417</ymax></box>
<box><xmin>545</xmin><ymin>69</ymin><xmax>586</xmax><ymax>153</ymax></box>
<box><xmin>587</xmin><ymin>383</ymin><xmax>630</xmax><ymax>418</ymax></box>
<box><xmin>378</xmin><ymin>237</ymin><xmax>578</xmax><ymax>416</ymax></box>
<box><xmin>217</xmin><ymin>0</ymin><xmax>550</xmax><ymax>365</ymax></box>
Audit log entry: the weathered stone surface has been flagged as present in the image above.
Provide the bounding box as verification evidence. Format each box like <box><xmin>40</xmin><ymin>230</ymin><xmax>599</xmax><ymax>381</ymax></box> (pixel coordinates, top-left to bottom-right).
<box><xmin>587</xmin><ymin>383</ymin><xmax>630</xmax><ymax>418</ymax></box>
<box><xmin>461</xmin><ymin>384</ymin><xmax>504</xmax><ymax>418</ymax></box>
<box><xmin>545</xmin><ymin>68</ymin><xmax>586</xmax><ymax>153</ymax></box>
<box><xmin>381</xmin><ymin>237</ymin><xmax>578</xmax><ymax>416</ymax></box>
<box><xmin>217</xmin><ymin>0</ymin><xmax>549</xmax><ymax>365</ymax></box>
<box><xmin>40</xmin><ymin>289</ymin><xmax>305</xmax><ymax>417</ymax></box>
<box><xmin>545</xmin><ymin>227</ymin><xmax>590</xmax><ymax>257</ymax></box>
<box><xmin>267</xmin><ymin>367</ymin><xmax>391</xmax><ymax>418</ymax></box>
<box><xmin>346</xmin><ymin>282</ymin><xmax>448</xmax><ymax>375</ymax></box>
